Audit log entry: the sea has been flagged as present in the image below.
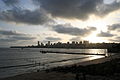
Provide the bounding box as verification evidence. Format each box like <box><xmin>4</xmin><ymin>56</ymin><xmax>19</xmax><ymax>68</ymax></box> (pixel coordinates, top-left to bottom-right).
<box><xmin>0</xmin><ymin>48</ymin><xmax>107</xmax><ymax>78</ymax></box>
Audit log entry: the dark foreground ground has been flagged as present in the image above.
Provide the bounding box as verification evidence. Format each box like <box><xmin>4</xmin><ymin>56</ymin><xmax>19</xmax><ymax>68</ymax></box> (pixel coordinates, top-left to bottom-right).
<box><xmin>1</xmin><ymin>54</ymin><xmax>120</xmax><ymax>80</ymax></box>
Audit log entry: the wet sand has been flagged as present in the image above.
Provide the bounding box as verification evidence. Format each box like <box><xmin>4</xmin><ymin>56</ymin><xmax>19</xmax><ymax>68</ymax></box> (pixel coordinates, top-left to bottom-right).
<box><xmin>1</xmin><ymin>53</ymin><xmax>120</xmax><ymax>80</ymax></box>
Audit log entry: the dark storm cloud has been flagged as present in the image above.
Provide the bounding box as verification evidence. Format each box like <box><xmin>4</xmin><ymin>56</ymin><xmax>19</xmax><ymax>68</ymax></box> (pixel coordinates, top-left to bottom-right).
<box><xmin>97</xmin><ymin>1</ymin><xmax>120</xmax><ymax>16</ymax></box>
<box><xmin>108</xmin><ymin>24</ymin><xmax>120</xmax><ymax>31</ymax></box>
<box><xmin>1</xmin><ymin>0</ymin><xmax>119</xmax><ymax>25</ymax></box>
<box><xmin>33</xmin><ymin>0</ymin><xmax>120</xmax><ymax>20</ymax></box>
<box><xmin>2</xmin><ymin>0</ymin><xmax>19</xmax><ymax>6</ymax></box>
<box><xmin>0</xmin><ymin>7</ymin><xmax>52</xmax><ymax>25</ymax></box>
<box><xmin>97</xmin><ymin>31</ymin><xmax>114</xmax><ymax>37</ymax></box>
<box><xmin>0</xmin><ymin>29</ymin><xmax>36</xmax><ymax>42</ymax></box>
<box><xmin>33</xmin><ymin>0</ymin><xmax>102</xmax><ymax>20</ymax></box>
<box><xmin>45</xmin><ymin>37</ymin><xmax>61</xmax><ymax>41</ymax></box>
<box><xmin>52</xmin><ymin>24</ymin><xmax>96</xmax><ymax>36</ymax></box>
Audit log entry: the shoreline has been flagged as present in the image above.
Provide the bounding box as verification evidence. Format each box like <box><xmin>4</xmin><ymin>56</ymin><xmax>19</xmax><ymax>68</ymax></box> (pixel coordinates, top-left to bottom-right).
<box><xmin>1</xmin><ymin>53</ymin><xmax>120</xmax><ymax>80</ymax></box>
<box><xmin>77</xmin><ymin>53</ymin><xmax>118</xmax><ymax>66</ymax></box>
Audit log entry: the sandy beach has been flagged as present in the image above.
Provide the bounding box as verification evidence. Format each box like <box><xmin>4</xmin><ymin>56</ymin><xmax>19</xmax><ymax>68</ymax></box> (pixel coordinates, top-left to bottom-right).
<box><xmin>1</xmin><ymin>53</ymin><xmax>120</xmax><ymax>80</ymax></box>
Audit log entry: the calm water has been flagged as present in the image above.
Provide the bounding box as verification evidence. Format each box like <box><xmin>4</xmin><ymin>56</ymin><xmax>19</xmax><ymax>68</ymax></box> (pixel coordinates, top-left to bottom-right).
<box><xmin>0</xmin><ymin>48</ymin><xmax>106</xmax><ymax>78</ymax></box>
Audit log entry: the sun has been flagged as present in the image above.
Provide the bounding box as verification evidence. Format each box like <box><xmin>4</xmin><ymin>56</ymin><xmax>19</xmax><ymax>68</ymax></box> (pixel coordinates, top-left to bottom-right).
<box><xmin>84</xmin><ymin>31</ymin><xmax>107</xmax><ymax>43</ymax></box>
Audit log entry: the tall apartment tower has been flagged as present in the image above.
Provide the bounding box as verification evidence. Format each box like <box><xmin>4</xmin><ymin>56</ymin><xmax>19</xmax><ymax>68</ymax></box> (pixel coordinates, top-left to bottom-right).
<box><xmin>38</xmin><ymin>41</ymin><xmax>40</xmax><ymax>46</ymax></box>
<box><xmin>48</xmin><ymin>41</ymin><xmax>51</xmax><ymax>45</ymax></box>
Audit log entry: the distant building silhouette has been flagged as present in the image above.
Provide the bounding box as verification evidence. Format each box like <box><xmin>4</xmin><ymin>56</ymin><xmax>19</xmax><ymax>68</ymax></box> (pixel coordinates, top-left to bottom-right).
<box><xmin>72</xmin><ymin>41</ymin><xmax>75</xmax><ymax>44</ymax></box>
<box><xmin>83</xmin><ymin>40</ymin><xmax>89</xmax><ymax>44</ymax></box>
<box><xmin>47</xmin><ymin>41</ymin><xmax>51</xmax><ymax>46</ymax></box>
<box><xmin>79</xmin><ymin>41</ymin><xmax>82</xmax><ymax>44</ymax></box>
<box><xmin>10</xmin><ymin>40</ymin><xmax>120</xmax><ymax>53</ymax></box>
<box><xmin>38</xmin><ymin>41</ymin><xmax>40</xmax><ymax>46</ymax></box>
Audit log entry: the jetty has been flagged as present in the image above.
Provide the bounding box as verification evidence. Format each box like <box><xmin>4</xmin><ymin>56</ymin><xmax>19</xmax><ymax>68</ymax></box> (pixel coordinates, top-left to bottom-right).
<box><xmin>40</xmin><ymin>50</ymin><xmax>106</xmax><ymax>56</ymax></box>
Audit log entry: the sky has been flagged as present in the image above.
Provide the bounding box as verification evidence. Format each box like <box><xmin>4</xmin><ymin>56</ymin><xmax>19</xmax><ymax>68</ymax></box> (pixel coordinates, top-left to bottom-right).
<box><xmin>0</xmin><ymin>0</ymin><xmax>120</xmax><ymax>47</ymax></box>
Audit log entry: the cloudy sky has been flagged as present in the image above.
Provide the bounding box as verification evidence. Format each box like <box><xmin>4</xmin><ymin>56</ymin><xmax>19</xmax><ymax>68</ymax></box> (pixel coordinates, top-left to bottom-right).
<box><xmin>0</xmin><ymin>0</ymin><xmax>120</xmax><ymax>47</ymax></box>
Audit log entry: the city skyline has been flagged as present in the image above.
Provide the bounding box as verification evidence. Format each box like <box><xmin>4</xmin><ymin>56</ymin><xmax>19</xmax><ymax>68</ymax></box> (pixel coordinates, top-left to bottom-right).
<box><xmin>0</xmin><ymin>0</ymin><xmax>120</xmax><ymax>47</ymax></box>
<box><xmin>11</xmin><ymin>40</ymin><xmax>120</xmax><ymax>51</ymax></box>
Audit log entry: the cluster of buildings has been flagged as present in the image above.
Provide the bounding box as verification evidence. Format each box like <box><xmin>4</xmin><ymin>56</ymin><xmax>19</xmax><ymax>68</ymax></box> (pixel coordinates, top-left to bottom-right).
<box><xmin>10</xmin><ymin>40</ymin><xmax>120</xmax><ymax>53</ymax></box>
<box><xmin>37</xmin><ymin>41</ymin><xmax>89</xmax><ymax>48</ymax></box>
<box><xmin>10</xmin><ymin>40</ymin><xmax>120</xmax><ymax>49</ymax></box>
<box><xmin>36</xmin><ymin>41</ymin><xmax>120</xmax><ymax>49</ymax></box>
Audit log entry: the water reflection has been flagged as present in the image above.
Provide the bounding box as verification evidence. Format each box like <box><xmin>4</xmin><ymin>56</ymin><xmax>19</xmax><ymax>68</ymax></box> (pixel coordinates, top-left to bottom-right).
<box><xmin>0</xmin><ymin>48</ymin><xmax>108</xmax><ymax>78</ymax></box>
<box><xmin>88</xmin><ymin>55</ymin><xmax>104</xmax><ymax>60</ymax></box>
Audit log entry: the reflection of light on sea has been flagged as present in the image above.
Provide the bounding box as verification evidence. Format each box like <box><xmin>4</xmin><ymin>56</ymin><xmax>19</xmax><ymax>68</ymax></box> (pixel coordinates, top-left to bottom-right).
<box><xmin>88</xmin><ymin>55</ymin><xmax>104</xmax><ymax>60</ymax></box>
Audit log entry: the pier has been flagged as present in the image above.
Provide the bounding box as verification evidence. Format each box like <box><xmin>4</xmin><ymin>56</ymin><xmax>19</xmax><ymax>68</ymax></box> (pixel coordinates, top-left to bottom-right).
<box><xmin>40</xmin><ymin>50</ymin><xmax>106</xmax><ymax>56</ymax></box>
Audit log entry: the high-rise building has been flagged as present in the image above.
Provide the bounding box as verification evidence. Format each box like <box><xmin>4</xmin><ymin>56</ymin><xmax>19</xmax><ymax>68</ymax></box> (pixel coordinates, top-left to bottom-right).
<box><xmin>41</xmin><ymin>43</ymin><xmax>44</xmax><ymax>46</ymax></box>
<box><xmin>38</xmin><ymin>41</ymin><xmax>40</xmax><ymax>46</ymax></box>
<box><xmin>83</xmin><ymin>40</ymin><xmax>89</xmax><ymax>44</ymax></box>
<box><xmin>79</xmin><ymin>41</ymin><xmax>82</xmax><ymax>44</ymax></box>
<box><xmin>67</xmin><ymin>42</ymin><xmax>70</xmax><ymax>44</ymax></box>
<box><xmin>72</xmin><ymin>41</ymin><xmax>75</xmax><ymax>44</ymax></box>
<box><xmin>48</xmin><ymin>41</ymin><xmax>51</xmax><ymax>45</ymax></box>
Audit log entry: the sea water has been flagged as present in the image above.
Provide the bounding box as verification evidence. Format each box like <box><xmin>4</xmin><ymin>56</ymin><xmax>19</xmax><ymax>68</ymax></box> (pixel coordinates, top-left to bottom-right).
<box><xmin>0</xmin><ymin>48</ymin><xmax>106</xmax><ymax>78</ymax></box>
